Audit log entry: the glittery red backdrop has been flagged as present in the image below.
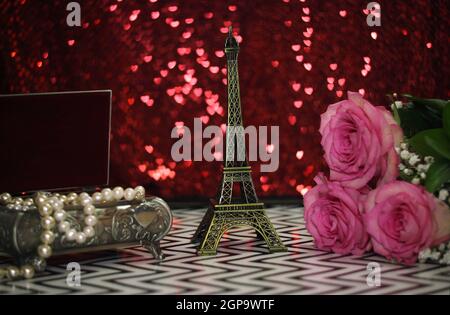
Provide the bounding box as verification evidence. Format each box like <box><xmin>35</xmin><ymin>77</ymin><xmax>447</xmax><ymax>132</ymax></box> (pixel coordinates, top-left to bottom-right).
<box><xmin>1</xmin><ymin>0</ymin><xmax>449</xmax><ymax>200</ymax></box>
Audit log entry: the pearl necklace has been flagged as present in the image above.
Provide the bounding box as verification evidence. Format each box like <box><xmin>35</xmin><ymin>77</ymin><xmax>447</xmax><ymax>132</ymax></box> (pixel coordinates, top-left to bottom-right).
<box><xmin>0</xmin><ymin>186</ymin><xmax>145</xmax><ymax>281</ymax></box>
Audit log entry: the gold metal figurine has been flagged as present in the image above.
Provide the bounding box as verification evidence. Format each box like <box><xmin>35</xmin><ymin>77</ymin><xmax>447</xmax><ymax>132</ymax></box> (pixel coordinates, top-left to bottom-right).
<box><xmin>192</xmin><ymin>27</ymin><xmax>286</xmax><ymax>255</ymax></box>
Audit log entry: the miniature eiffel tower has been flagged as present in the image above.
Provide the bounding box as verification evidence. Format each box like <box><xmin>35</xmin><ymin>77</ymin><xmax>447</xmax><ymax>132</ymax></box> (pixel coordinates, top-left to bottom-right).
<box><xmin>192</xmin><ymin>27</ymin><xmax>286</xmax><ymax>255</ymax></box>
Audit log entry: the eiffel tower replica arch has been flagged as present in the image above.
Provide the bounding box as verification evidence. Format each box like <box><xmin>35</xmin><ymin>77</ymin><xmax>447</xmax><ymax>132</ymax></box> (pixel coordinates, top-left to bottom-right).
<box><xmin>192</xmin><ymin>27</ymin><xmax>286</xmax><ymax>255</ymax></box>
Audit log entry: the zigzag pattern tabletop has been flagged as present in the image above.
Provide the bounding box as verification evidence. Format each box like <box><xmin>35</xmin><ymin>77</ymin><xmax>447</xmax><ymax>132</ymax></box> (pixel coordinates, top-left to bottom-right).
<box><xmin>1</xmin><ymin>206</ymin><xmax>449</xmax><ymax>295</ymax></box>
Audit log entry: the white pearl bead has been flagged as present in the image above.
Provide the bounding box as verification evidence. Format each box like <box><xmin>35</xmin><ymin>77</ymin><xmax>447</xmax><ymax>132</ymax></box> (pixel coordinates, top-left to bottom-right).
<box><xmin>37</xmin><ymin>245</ymin><xmax>52</xmax><ymax>258</ymax></box>
<box><xmin>66</xmin><ymin>229</ymin><xmax>77</xmax><ymax>241</ymax></box>
<box><xmin>58</xmin><ymin>221</ymin><xmax>71</xmax><ymax>233</ymax></box>
<box><xmin>34</xmin><ymin>195</ymin><xmax>47</xmax><ymax>207</ymax></box>
<box><xmin>41</xmin><ymin>231</ymin><xmax>55</xmax><ymax>244</ymax></box>
<box><xmin>83</xmin><ymin>226</ymin><xmax>95</xmax><ymax>238</ymax></box>
<box><xmin>101</xmin><ymin>188</ymin><xmax>113</xmax><ymax>201</ymax></box>
<box><xmin>92</xmin><ymin>192</ymin><xmax>102</xmax><ymax>203</ymax></box>
<box><xmin>66</xmin><ymin>192</ymin><xmax>77</xmax><ymax>203</ymax></box>
<box><xmin>39</xmin><ymin>203</ymin><xmax>53</xmax><ymax>216</ymax></box>
<box><xmin>79</xmin><ymin>192</ymin><xmax>90</xmax><ymax>200</ymax></box>
<box><xmin>124</xmin><ymin>188</ymin><xmax>136</xmax><ymax>201</ymax></box>
<box><xmin>51</xmin><ymin>196</ymin><xmax>61</xmax><ymax>203</ymax></box>
<box><xmin>80</xmin><ymin>196</ymin><xmax>92</xmax><ymax>206</ymax></box>
<box><xmin>85</xmin><ymin>215</ymin><xmax>97</xmax><ymax>227</ymax></box>
<box><xmin>7</xmin><ymin>266</ymin><xmax>20</xmax><ymax>279</ymax></box>
<box><xmin>41</xmin><ymin>216</ymin><xmax>55</xmax><ymax>230</ymax></box>
<box><xmin>113</xmin><ymin>187</ymin><xmax>124</xmax><ymax>200</ymax></box>
<box><xmin>46</xmin><ymin>197</ymin><xmax>58</xmax><ymax>208</ymax></box>
<box><xmin>0</xmin><ymin>192</ymin><xmax>12</xmax><ymax>204</ymax></box>
<box><xmin>21</xmin><ymin>265</ymin><xmax>35</xmax><ymax>279</ymax></box>
<box><xmin>76</xmin><ymin>232</ymin><xmax>87</xmax><ymax>244</ymax></box>
<box><xmin>13</xmin><ymin>197</ymin><xmax>23</xmax><ymax>204</ymax></box>
<box><xmin>23</xmin><ymin>198</ymin><xmax>34</xmax><ymax>206</ymax></box>
<box><xmin>53</xmin><ymin>209</ymin><xmax>67</xmax><ymax>222</ymax></box>
<box><xmin>53</xmin><ymin>199</ymin><xmax>64</xmax><ymax>211</ymax></box>
<box><xmin>83</xmin><ymin>204</ymin><xmax>95</xmax><ymax>215</ymax></box>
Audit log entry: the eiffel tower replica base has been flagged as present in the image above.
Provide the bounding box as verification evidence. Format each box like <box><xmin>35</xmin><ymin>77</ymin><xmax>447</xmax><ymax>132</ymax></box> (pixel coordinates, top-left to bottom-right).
<box><xmin>192</xmin><ymin>201</ymin><xmax>286</xmax><ymax>256</ymax></box>
<box><xmin>192</xmin><ymin>167</ymin><xmax>286</xmax><ymax>256</ymax></box>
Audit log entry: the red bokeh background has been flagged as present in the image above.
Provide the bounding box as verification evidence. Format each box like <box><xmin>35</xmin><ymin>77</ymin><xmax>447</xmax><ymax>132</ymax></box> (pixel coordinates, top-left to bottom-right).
<box><xmin>0</xmin><ymin>0</ymin><xmax>449</xmax><ymax>200</ymax></box>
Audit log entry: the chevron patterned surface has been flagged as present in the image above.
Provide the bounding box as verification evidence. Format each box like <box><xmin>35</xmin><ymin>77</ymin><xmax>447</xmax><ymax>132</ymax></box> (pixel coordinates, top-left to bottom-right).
<box><xmin>1</xmin><ymin>206</ymin><xmax>449</xmax><ymax>295</ymax></box>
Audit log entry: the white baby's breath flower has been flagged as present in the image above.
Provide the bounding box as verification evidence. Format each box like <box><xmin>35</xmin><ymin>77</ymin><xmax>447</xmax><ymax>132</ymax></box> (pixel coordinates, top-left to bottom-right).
<box><xmin>440</xmin><ymin>252</ymin><xmax>450</xmax><ymax>265</ymax></box>
<box><xmin>393</xmin><ymin>101</ymin><xmax>403</xmax><ymax>109</ymax></box>
<box><xmin>439</xmin><ymin>189</ymin><xmax>449</xmax><ymax>201</ymax></box>
<box><xmin>403</xmin><ymin>168</ymin><xmax>413</xmax><ymax>176</ymax></box>
<box><xmin>400</xmin><ymin>150</ymin><xmax>410</xmax><ymax>160</ymax></box>
<box><xmin>416</xmin><ymin>164</ymin><xmax>426</xmax><ymax>172</ymax></box>
<box><xmin>408</xmin><ymin>154</ymin><xmax>420</xmax><ymax>166</ymax></box>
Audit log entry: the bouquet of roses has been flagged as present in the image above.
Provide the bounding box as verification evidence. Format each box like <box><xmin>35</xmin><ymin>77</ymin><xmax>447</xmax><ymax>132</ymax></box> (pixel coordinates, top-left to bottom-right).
<box><xmin>304</xmin><ymin>91</ymin><xmax>450</xmax><ymax>265</ymax></box>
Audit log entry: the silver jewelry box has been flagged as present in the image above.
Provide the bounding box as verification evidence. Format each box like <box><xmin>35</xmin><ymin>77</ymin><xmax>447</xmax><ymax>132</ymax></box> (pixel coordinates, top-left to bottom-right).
<box><xmin>0</xmin><ymin>196</ymin><xmax>172</xmax><ymax>268</ymax></box>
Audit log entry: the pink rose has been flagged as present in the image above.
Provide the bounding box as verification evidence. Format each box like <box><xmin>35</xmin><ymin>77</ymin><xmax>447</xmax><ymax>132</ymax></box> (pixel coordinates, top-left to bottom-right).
<box><xmin>304</xmin><ymin>174</ymin><xmax>371</xmax><ymax>255</ymax></box>
<box><xmin>433</xmin><ymin>200</ymin><xmax>450</xmax><ymax>246</ymax></box>
<box><xmin>363</xmin><ymin>181</ymin><xmax>437</xmax><ymax>265</ymax></box>
<box><xmin>320</xmin><ymin>92</ymin><xmax>403</xmax><ymax>189</ymax></box>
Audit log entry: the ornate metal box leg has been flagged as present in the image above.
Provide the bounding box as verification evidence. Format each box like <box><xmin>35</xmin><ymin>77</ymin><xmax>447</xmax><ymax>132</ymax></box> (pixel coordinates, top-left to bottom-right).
<box><xmin>135</xmin><ymin>198</ymin><xmax>171</xmax><ymax>261</ymax></box>
<box><xmin>142</xmin><ymin>237</ymin><xmax>164</xmax><ymax>262</ymax></box>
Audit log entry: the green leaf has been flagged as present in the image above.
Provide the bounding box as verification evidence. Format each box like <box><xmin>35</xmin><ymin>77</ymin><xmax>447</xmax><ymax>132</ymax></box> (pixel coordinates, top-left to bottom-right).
<box><xmin>425</xmin><ymin>159</ymin><xmax>450</xmax><ymax>193</ymax></box>
<box><xmin>409</xmin><ymin>128</ymin><xmax>450</xmax><ymax>160</ymax></box>
<box><xmin>399</xmin><ymin>171</ymin><xmax>414</xmax><ymax>183</ymax></box>
<box><xmin>397</xmin><ymin>107</ymin><xmax>442</xmax><ymax>138</ymax></box>
<box><xmin>391</xmin><ymin>102</ymin><xmax>401</xmax><ymax>125</ymax></box>
<box><xmin>444</xmin><ymin>102</ymin><xmax>450</xmax><ymax>138</ymax></box>
<box><xmin>403</xmin><ymin>94</ymin><xmax>448</xmax><ymax>112</ymax></box>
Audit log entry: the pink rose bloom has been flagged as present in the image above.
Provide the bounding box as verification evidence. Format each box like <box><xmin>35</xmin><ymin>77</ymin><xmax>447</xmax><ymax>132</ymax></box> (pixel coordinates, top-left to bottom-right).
<box><xmin>304</xmin><ymin>174</ymin><xmax>371</xmax><ymax>255</ymax></box>
<box><xmin>320</xmin><ymin>91</ymin><xmax>403</xmax><ymax>189</ymax></box>
<box><xmin>433</xmin><ymin>200</ymin><xmax>450</xmax><ymax>246</ymax></box>
<box><xmin>363</xmin><ymin>181</ymin><xmax>437</xmax><ymax>265</ymax></box>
